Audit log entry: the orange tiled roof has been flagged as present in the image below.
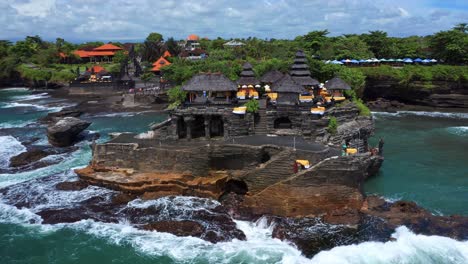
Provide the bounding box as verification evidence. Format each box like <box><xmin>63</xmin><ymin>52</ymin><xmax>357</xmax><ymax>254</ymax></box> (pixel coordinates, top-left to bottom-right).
<box><xmin>87</xmin><ymin>65</ymin><xmax>106</xmax><ymax>73</ymax></box>
<box><xmin>59</xmin><ymin>52</ymin><xmax>67</xmax><ymax>58</ymax></box>
<box><xmin>151</xmin><ymin>56</ymin><xmax>171</xmax><ymax>72</ymax></box>
<box><xmin>187</xmin><ymin>34</ymin><xmax>199</xmax><ymax>41</ymax></box>
<box><xmin>163</xmin><ymin>50</ymin><xmax>172</xmax><ymax>58</ymax></box>
<box><xmin>73</xmin><ymin>50</ymin><xmax>116</xmax><ymax>58</ymax></box>
<box><xmin>93</xmin><ymin>43</ymin><xmax>123</xmax><ymax>51</ymax></box>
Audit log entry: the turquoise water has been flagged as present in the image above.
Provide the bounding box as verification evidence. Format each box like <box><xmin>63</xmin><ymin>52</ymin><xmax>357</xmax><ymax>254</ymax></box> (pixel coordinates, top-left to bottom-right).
<box><xmin>0</xmin><ymin>88</ymin><xmax>467</xmax><ymax>263</ymax></box>
<box><xmin>366</xmin><ymin>112</ymin><xmax>468</xmax><ymax>216</ymax></box>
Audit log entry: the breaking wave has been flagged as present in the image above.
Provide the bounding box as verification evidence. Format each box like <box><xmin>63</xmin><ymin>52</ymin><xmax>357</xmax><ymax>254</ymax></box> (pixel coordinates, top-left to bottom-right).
<box><xmin>0</xmin><ymin>135</ymin><xmax>26</xmax><ymax>168</ymax></box>
<box><xmin>447</xmin><ymin>126</ymin><xmax>468</xmax><ymax>136</ymax></box>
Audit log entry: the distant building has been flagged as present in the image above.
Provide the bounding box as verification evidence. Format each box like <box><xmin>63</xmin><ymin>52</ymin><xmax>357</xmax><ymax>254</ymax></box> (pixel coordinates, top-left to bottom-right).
<box><xmin>73</xmin><ymin>43</ymin><xmax>123</xmax><ymax>63</ymax></box>
<box><xmin>223</xmin><ymin>40</ymin><xmax>245</xmax><ymax>48</ymax></box>
<box><xmin>186</xmin><ymin>34</ymin><xmax>201</xmax><ymax>50</ymax></box>
<box><xmin>150</xmin><ymin>56</ymin><xmax>171</xmax><ymax>75</ymax></box>
<box><xmin>179</xmin><ymin>48</ymin><xmax>208</xmax><ymax>60</ymax></box>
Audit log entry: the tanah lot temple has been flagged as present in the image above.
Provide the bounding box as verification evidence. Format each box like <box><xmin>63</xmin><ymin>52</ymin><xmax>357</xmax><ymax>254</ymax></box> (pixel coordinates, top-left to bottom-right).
<box><xmin>151</xmin><ymin>50</ymin><xmax>372</xmax><ymax>153</ymax></box>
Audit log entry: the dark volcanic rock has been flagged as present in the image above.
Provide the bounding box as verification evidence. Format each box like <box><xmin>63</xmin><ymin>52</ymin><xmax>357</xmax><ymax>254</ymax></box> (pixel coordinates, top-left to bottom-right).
<box><xmin>55</xmin><ymin>181</ymin><xmax>89</xmax><ymax>191</ymax></box>
<box><xmin>9</xmin><ymin>148</ymin><xmax>48</xmax><ymax>167</ymax></box>
<box><xmin>40</xmin><ymin>109</ymin><xmax>83</xmax><ymax>124</ymax></box>
<box><xmin>362</xmin><ymin>196</ymin><xmax>468</xmax><ymax>240</ymax></box>
<box><xmin>142</xmin><ymin>220</ymin><xmax>205</xmax><ymax>237</ymax></box>
<box><xmin>47</xmin><ymin>117</ymin><xmax>91</xmax><ymax>147</ymax></box>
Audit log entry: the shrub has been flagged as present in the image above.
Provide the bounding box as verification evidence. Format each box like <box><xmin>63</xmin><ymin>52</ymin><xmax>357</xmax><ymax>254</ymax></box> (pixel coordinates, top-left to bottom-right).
<box><xmin>354</xmin><ymin>98</ymin><xmax>371</xmax><ymax>116</ymax></box>
<box><xmin>328</xmin><ymin>117</ymin><xmax>338</xmax><ymax>135</ymax></box>
<box><xmin>167</xmin><ymin>86</ymin><xmax>187</xmax><ymax>108</ymax></box>
<box><xmin>245</xmin><ymin>99</ymin><xmax>259</xmax><ymax>113</ymax></box>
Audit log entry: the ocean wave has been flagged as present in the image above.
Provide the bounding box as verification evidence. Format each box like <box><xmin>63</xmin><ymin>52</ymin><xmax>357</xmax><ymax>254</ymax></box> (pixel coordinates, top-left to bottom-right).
<box><xmin>0</xmin><ymin>87</ymin><xmax>29</xmax><ymax>91</ymax></box>
<box><xmin>0</xmin><ymin>102</ymin><xmax>64</xmax><ymax>112</ymax></box>
<box><xmin>311</xmin><ymin>226</ymin><xmax>468</xmax><ymax>264</ymax></box>
<box><xmin>446</xmin><ymin>126</ymin><xmax>468</xmax><ymax>136</ymax></box>
<box><xmin>0</xmin><ymin>120</ymin><xmax>35</xmax><ymax>129</ymax></box>
<box><xmin>13</xmin><ymin>93</ymin><xmax>49</xmax><ymax>101</ymax></box>
<box><xmin>0</xmin><ymin>146</ymin><xmax>91</xmax><ymax>188</ymax></box>
<box><xmin>372</xmin><ymin>111</ymin><xmax>468</xmax><ymax>119</ymax></box>
<box><xmin>0</xmin><ymin>136</ymin><xmax>26</xmax><ymax>168</ymax></box>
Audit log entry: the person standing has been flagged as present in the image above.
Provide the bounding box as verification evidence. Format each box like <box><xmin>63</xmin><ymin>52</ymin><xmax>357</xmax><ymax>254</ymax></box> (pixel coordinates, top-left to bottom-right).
<box><xmin>378</xmin><ymin>138</ymin><xmax>384</xmax><ymax>156</ymax></box>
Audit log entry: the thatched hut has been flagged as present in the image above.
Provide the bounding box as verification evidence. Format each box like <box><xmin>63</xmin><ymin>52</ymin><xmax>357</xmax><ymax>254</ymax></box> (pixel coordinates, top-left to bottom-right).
<box><xmin>324</xmin><ymin>77</ymin><xmax>351</xmax><ymax>99</ymax></box>
<box><xmin>290</xmin><ymin>50</ymin><xmax>319</xmax><ymax>88</ymax></box>
<box><xmin>182</xmin><ymin>73</ymin><xmax>238</xmax><ymax>103</ymax></box>
<box><xmin>260</xmin><ymin>70</ymin><xmax>284</xmax><ymax>85</ymax></box>
<box><xmin>271</xmin><ymin>74</ymin><xmax>305</xmax><ymax>105</ymax></box>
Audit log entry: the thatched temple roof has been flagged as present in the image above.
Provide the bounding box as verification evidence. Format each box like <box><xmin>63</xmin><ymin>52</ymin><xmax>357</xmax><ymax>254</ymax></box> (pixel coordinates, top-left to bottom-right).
<box><xmin>260</xmin><ymin>70</ymin><xmax>284</xmax><ymax>84</ymax></box>
<box><xmin>237</xmin><ymin>62</ymin><xmax>259</xmax><ymax>85</ymax></box>
<box><xmin>324</xmin><ymin>77</ymin><xmax>351</xmax><ymax>90</ymax></box>
<box><xmin>272</xmin><ymin>74</ymin><xmax>305</xmax><ymax>93</ymax></box>
<box><xmin>289</xmin><ymin>50</ymin><xmax>319</xmax><ymax>86</ymax></box>
<box><xmin>182</xmin><ymin>73</ymin><xmax>238</xmax><ymax>92</ymax></box>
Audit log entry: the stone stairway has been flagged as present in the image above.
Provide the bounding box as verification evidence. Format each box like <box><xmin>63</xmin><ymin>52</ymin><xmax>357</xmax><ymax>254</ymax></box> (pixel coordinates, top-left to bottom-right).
<box><xmin>254</xmin><ymin>109</ymin><xmax>268</xmax><ymax>135</ymax></box>
<box><xmin>254</xmin><ymin>99</ymin><xmax>268</xmax><ymax>135</ymax></box>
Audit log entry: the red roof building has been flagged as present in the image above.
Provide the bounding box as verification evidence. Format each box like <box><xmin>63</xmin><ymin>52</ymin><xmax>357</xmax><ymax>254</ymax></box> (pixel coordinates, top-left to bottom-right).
<box><xmin>163</xmin><ymin>50</ymin><xmax>172</xmax><ymax>58</ymax></box>
<box><xmin>187</xmin><ymin>34</ymin><xmax>200</xmax><ymax>41</ymax></box>
<box><xmin>151</xmin><ymin>57</ymin><xmax>171</xmax><ymax>72</ymax></box>
<box><xmin>73</xmin><ymin>43</ymin><xmax>123</xmax><ymax>62</ymax></box>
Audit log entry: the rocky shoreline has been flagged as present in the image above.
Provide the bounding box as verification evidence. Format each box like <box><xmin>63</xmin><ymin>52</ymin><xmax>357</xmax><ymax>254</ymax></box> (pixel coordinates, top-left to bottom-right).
<box><xmin>3</xmin><ymin>85</ymin><xmax>467</xmax><ymax>258</ymax></box>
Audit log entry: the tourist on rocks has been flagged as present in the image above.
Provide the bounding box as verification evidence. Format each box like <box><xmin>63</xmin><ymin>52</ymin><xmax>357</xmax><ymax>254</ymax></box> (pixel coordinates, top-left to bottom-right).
<box><xmin>378</xmin><ymin>138</ymin><xmax>384</xmax><ymax>156</ymax></box>
<box><xmin>341</xmin><ymin>141</ymin><xmax>348</xmax><ymax>156</ymax></box>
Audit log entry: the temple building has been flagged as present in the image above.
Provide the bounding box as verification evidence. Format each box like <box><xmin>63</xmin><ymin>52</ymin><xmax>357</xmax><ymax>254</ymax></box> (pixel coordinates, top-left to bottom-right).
<box><xmin>151</xmin><ymin>56</ymin><xmax>171</xmax><ymax>75</ymax></box>
<box><xmin>271</xmin><ymin>74</ymin><xmax>305</xmax><ymax>105</ymax></box>
<box><xmin>73</xmin><ymin>43</ymin><xmax>123</xmax><ymax>63</ymax></box>
<box><xmin>236</xmin><ymin>62</ymin><xmax>260</xmax><ymax>100</ymax></box>
<box><xmin>182</xmin><ymin>73</ymin><xmax>237</xmax><ymax>104</ymax></box>
<box><xmin>290</xmin><ymin>50</ymin><xmax>319</xmax><ymax>91</ymax></box>
<box><xmin>323</xmin><ymin>77</ymin><xmax>351</xmax><ymax>102</ymax></box>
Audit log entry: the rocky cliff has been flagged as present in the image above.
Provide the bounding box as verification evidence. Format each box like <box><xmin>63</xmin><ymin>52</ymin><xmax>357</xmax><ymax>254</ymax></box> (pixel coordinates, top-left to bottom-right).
<box><xmin>364</xmin><ymin>77</ymin><xmax>468</xmax><ymax>109</ymax></box>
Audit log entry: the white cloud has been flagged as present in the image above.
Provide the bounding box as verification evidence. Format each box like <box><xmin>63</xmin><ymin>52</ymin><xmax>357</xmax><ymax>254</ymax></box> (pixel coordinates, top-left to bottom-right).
<box><xmin>0</xmin><ymin>0</ymin><xmax>466</xmax><ymax>41</ymax></box>
<box><xmin>11</xmin><ymin>0</ymin><xmax>56</xmax><ymax>18</ymax></box>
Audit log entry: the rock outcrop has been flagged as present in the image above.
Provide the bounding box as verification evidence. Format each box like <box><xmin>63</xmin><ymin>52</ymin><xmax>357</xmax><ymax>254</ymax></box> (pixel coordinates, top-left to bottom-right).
<box><xmin>364</xmin><ymin>77</ymin><xmax>468</xmax><ymax>109</ymax></box>
<box><xmin>9</xmin><ymin>148</ymin><xmax>49</xmax><ymax>167</ymax></box>
<box><xmin>47</xmin><ymin>117</ymin><xmax>91</xmax><ymax>147</ymax></box>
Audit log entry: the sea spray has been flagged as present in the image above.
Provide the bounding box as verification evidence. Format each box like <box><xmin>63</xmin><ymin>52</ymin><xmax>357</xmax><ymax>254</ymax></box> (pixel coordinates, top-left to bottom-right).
<box><xmin>0</xmin><ymin>135</ymin><xmax>26</xmax><ymax>168</ymax></box>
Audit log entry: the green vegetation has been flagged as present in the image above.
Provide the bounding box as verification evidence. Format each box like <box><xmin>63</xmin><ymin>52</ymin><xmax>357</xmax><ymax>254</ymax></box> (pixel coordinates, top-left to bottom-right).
<box><xmin>245</xmin><ymin>99</ymin><xmax>259</xmax><ymax>113</ymax></box>
<box><xmin>167</xmin><ymin>86</ymin><xmax>187</xmax><ymax>109</ymax></box>
<box><xmin>354</xmin><ymin>98</ymin><xmax>371</xmax><ymax>116</ymax></box>
<box><xmin>327</xmin><ymin>117</ymin><xmax>338</xmax><ymax>135</ymax></box>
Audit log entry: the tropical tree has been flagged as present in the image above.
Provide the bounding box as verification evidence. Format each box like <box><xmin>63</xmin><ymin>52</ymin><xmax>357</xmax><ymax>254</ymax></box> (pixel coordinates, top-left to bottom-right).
<box><xmin>430</xmin><ymin>28</ymin><xmax>468</xmax><ymax>64</ymax></box>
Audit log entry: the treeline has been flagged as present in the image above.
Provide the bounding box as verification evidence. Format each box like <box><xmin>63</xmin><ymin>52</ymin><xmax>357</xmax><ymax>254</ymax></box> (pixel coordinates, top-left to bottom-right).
<box><xmin>0</xmin><ymin>23</ymin><xmax>466</xmax><ymax>87</ymax></box>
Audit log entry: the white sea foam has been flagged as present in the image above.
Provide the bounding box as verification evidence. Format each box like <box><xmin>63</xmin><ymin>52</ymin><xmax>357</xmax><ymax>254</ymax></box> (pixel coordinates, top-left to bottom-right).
<box><xmin>311</xmin><ymin>226</ymin><xmax>468</xmax><ymax>264</ymax></box>
<box><xmin>0</xmin><ymin>119</ymin><xmax>34</xmax><ymax>129</ymax></box>
<box><xmin>447</xmin><ymin>126</ymin><xmax>468</xmax><ymax>136</ymax></box>
<box><xmin>14</xmin><ymin>92</ymin><xmax>49</xmax><ymax>101</ymax></box>
<box><xmin>0</xmin><ymin>135</ymin><xmax>26</xmax><ymax>168</ymax></box>
<box><xmin>0</xmin><ymin>146</ymin><xmax>91</xmax><ymax>188</ymax></box>
<box><xmin>372</xmin><ymin>111</ymin><xmax>468</xmax><ymax>119</ymax></box>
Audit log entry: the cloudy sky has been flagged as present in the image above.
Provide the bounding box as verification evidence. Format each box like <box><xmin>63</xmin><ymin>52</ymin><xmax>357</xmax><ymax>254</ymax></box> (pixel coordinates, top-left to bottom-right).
<box><xmin>1</xmin><ymin>0</ymin><xmax>467</xmax><ymax>42</ymax></box>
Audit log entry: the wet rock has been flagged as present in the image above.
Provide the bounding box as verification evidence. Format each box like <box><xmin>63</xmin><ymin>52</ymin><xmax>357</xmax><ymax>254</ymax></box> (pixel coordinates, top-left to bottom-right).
<box><xmin>9</xmin><ymin>148</ymin><xmax>49</xmax><ymax>167</ymax></box>
<box><xmin>40</xmin><ymin>109</ymin><xmax>83</xmax><ymax>124</ymax></box>
<box><xmin>361</xmin><ymin>196</ymin><xmax>468</xmax><ymax>240</ymax></box>
<box><xmin>142</xmin><ymin>220</ymin><xmax>205</xmax><ymax>237</ymax></box>
<box><xmin>55</xmin><ymin>181</ymin><xmax>89</xmax><ymax>191</ymax></box>
<box><xmin>47</xmin><ymin>117</ymin><xmax>91</xmax><ymax>147</ymax></box>
<box><xmin>110</xmin><ymin>193</ymin><xmax>137</xmax><ymax>205</ymax></box>
<box><xmin>37</xmin><ymin>208</ymin><xmax>98</xmax><ymax>224</ymax></box>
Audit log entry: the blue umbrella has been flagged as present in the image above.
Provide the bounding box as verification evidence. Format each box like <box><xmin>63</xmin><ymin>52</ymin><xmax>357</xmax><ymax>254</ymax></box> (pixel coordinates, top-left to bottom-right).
<box><xmin>414</xmin><ymin>58</ymin><xmax>423</xmax><ymax>62</ymax></box>
<box><xmin>331</xmin><ymin>60</ymin><xmax>343</xmax><ymax>65</ymax></box>
<box><xmin>422</xmin><ymin>59</ymin><xmax>430</xmax><ymax>63</ymax></box>
<box><xmin>359</xmin><ymin>59</ymin><xmax>367</xmax><ymax>63</ymax></box>
<box><xmin>350</xmin><ymin>59</ymin><xmax>359</xmax><ymax>64</ymax></box>
<box><xmin>403</xmin><ymin>58</ymin><xmax>413</xmax><ymax>63</ymax></box>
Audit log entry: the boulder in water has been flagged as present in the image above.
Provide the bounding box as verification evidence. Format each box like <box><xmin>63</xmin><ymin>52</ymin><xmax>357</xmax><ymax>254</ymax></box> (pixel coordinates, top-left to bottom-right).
<box><xmin>142</xmin><ymin>220</ymin><xmax>205</xmax><ymax>237</ymax></box>
<box><xmin>9</xmin><ymin>148</ymin><xmax>48</xmax><ymax>167</ymax></box>
<box><xmin>47</xmin><ymin>117</ymin><xmax>91</xmax><ymax>147</ymax></box>
<box><xmin>55</xmin><ymin>181</ymin><xmax>89</xmax><ymax>191</ymax></box>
